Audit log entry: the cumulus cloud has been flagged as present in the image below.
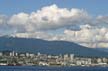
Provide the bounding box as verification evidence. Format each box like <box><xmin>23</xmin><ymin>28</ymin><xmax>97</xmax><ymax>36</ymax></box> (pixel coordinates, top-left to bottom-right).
<box><xmin>10</xmin><ymin>27</ymin><xmax>108</xmax><ymax>48</ymax></box>
<box><xmin>7</xmin><ymin>4</ymin><xmax>91</xmax><ymax>33</ymax></box>
<box><xmin>8</xmin><ymin>13</ymin><xmax>30</xmax><ymax>33</ymax></box>
<box><xmin>64</xmin><ymin>28</ymin><xmax>108</xmax><ymax>48</ymax></box>
<box><xmin>0</xmin><ymin>15</ymin><xmax>11</xmax><ymax>35</ymax></box>
<box><xmin>0</xmin><ymin>4</ymin><xmax>96</xmax><ymax>33</ymax></box>
<box><xmin>0</xmin><ymin>15</ymin><xmax>8</xmax><ymax>28</ymax></box>
<box><xmin>97</xmin><ymin>16</ymin><xmax>108</xmax><ymax>24</ymax></box>
<box><xmin>0</xmin><ymin>4</ymin><xmax>108</xmax><ymax>48</ymax></box>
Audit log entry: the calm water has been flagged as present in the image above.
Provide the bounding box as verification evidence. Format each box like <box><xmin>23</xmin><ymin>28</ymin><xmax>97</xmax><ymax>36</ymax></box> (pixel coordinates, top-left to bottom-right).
<box><xmin>0</xmin><ymin>66</ymin><xmax>108</xmax><ymax>71</ymax></box>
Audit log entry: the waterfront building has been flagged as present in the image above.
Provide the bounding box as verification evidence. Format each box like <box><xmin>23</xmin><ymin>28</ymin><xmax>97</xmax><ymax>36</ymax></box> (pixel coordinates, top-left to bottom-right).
<box><xmin>64</xmin><ymin>54</ymin><xmax>69</xmax><ymax>61</ymax></box>
<box><xmin>26</xmin><ymin>53</ymin><xmax>30</xmax><ymax>57</ymax></box>
<box><xmin>87</xmin><ymin>58</ymin><xmax>92</xmax><ymax>64</ymax></box>
<box><xmin>29</xmin><ymin>54</ymin><xmax>35</xmax><ymax>57</ymax></box>
<box><xmin>10</xmin><ymin>51</ymin><xmax>15</xmax><ymax>56</ymax></box>
<box><xmin>70</xmin><ymin>54</ymin><xmax>74</xmax><ymax>62</ymax></box>
<box><xmin>0</xmin><ymin>51</ymin><xmax>108</xmax><ymax>66</ymax></box>
<box><xmin>39</xmin><ymin>61</ymin><xmax>49</xmax><ymax>66</ymax></box>
<box><xmin>0</xmin><ymin>52</ymin><xmax>3</xmax><ymax>56</ymax></box>
<box><xmin>18</xmin><ymin>53</ymin><xmax>26</xmax><ymax>57</ymax></box>
<box><xmin>97</xmin><ymin>58</ymin><xmax>102</xmax><ymax>63</ymax></box>
<box><xmin>76</xmin><ymin>60</ymin><xmax>82</xmax><ymax>65</ymax></box>
<box><xmin>2</xmin><ymin>51</ymin><xmax>12</xmax><ymax>56</ymax></box>
<box><xmin>102</xmin><ymin>58</ymin><xmax>108</xmax><ymax>63</ymax></box>
<box><xmin>37</xmin><ymin>52</ymin><xmax>41</xmax><ymax>56</ymax></box>
<box><xmin>15</xmin><ymin>52</ymin><xmax>18</xmax><ymax>56</ymax></box>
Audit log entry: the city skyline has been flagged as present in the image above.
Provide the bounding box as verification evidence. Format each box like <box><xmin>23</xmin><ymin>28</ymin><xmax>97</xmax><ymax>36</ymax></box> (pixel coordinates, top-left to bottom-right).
<box><xmin>0</xmin><ymin>50</ymin><xmax>108</xmax><ymax>67</ymax></box>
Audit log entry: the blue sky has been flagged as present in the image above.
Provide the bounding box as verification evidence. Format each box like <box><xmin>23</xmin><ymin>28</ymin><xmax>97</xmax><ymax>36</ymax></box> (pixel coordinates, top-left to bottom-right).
<box><xmin>0</xmin><ymin>0</ymin><xmax>108</xmax><ymax>16</ymax></box>
<box><xmin>1</xmin><ymin>0</ymin><xmax>108</xmax><ymax>48</ymax></box>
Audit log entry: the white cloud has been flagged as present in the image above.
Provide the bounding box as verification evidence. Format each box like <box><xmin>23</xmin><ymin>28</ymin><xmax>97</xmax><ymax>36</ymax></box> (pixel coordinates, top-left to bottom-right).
<box><xmin>10</xmin><ymin>27</ymin><xmax>108</xmax><ymax>48</ymax></box>
<box><xmin>7</xmin><ymin>4</ymin><xmax>90</xmax><ymax>33</ymax></box>
<box><xmin>0</xmin><ymin>15</ymin><xmax>7</xmax><ymax>24</ymax></box>
<box><xmin>64</xmin><ymin>28</ymin><xmax>108</xmax><ymax>48</ymax></box>
<box><xmin>0</xmin><ymin>4</ymin><xmax>108</xmax><ymax>48</ymax></box>
<box><xmin>97</xmin><ymin>15</ymin><xmax>108</xmax><ymax>23</ymax></box>
<box><xmin>8</xmin><ymin>13</ymin><xmax>30</xmax><ymax>33</ymax></box>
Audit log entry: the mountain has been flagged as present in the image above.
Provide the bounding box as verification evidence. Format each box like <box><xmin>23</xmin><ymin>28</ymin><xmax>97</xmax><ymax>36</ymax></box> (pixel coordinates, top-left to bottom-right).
<box><xmin>0</xmin><ymin>36</ymin><xmax>108</xmax><ymax>57</ymax></box>
<box><xmin>96</xmin><ymin>48</ymin><xmax>108</xmax><ymax>53</ymax></box>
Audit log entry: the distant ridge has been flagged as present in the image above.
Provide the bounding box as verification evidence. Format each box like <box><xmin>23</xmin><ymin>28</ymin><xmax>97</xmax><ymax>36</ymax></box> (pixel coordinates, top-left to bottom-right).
<box><xmin>0</xmin><ymin>36</ymin><xmax>108</xmax><ymax>57</ymax></box>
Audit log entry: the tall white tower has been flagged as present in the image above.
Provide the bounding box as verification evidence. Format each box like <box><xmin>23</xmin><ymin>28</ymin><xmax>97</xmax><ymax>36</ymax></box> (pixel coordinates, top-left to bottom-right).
<box><xmin>12</xmin><ymin>51</ymin><xmax>15</xmax><ymax>56</ymax></box>
<box><xmin>70</xmin><ymin>54</ymin><xmax>74</xmax><ymax>62</ymax></box>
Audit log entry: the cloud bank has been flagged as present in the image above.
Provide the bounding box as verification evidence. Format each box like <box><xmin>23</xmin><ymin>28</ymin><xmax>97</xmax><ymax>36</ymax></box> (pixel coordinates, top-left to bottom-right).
<box><xmin>0</xmin><ymin>4</ymin><xmax>91</xmax><ymax>33</ymax></box>
<box><xmin>0</xmin><ymin>4</ymin><xmax>108</xmax><ymax>48</ymax></box>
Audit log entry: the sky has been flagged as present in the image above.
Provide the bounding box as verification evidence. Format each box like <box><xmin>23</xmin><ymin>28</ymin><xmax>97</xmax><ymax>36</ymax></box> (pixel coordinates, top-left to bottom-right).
<box><xmin>0</xmin><ymin>0</ymin><xmax>108</xmax><ymax>48</ymax></box>
<box><xmin>0</xmin><ymin>0</ymin><xmax>108</xmax><ymax>15</ymax></box>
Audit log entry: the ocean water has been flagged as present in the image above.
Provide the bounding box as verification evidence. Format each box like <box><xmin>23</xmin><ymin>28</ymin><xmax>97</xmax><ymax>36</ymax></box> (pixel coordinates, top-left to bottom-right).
<box><xmin>0</xmin><ymin>66</ymin><xmax>108</xmax><ymax>71</ymax></box>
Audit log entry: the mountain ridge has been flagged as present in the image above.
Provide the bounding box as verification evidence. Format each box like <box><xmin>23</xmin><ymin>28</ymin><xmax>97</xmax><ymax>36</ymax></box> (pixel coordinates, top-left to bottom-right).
<box><xmin>0</xmin><ymin>36</ymin><xmax>108</xmax><ymax>57</ymax></box>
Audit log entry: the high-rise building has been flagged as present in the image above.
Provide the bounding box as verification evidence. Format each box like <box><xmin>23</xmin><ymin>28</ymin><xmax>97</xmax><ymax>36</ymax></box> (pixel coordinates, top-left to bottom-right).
<box><xmin>64</xmin><ymin>54</ymin><xmax>69</xmax><ymax>61</ymax></box>
<box><xmin>70</xmin><ymin>54</ymin><xmax>74</xmax><ymax>61</ymax></box>
<box><xmin>10</xmin><ymin>51</ymin><xmax>15</xmax><ymax>56</ymax></box>
<box><xmin>37</xmin><ymin>52</ymin><xmax>41</xmax><ymax>56</ymax></box>
<box><xmin>26</xmin><ymin>53</ymin><xmax>30</xmax><ymax>57</ymax></box>
<box><xmin>0</xmin><ymin>52</ymin><xmax>2</xmax><ymax>56</ymax></box>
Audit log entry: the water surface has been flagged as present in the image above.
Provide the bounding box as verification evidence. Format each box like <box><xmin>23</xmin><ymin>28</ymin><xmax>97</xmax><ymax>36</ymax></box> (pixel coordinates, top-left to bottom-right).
<box><xmin>0</xmin><ymin>66</ymin><xmax>108</xmax><ymax>71</ymax></box>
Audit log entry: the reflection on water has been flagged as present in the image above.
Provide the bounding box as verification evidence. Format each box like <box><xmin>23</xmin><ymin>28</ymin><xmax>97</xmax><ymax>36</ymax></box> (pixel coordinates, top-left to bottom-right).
<box><xmin>0</xmin><ymin>66</ymin><xmax>108</xmax><ymax>71</ymax></box>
